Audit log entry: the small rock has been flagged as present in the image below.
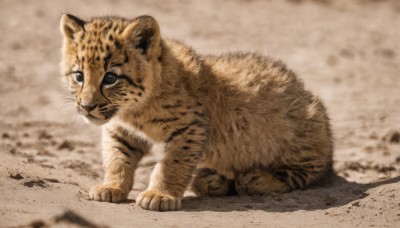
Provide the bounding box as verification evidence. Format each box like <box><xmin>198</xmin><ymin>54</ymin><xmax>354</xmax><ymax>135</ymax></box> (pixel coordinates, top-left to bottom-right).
<box><xmin>58</xmin><ymin>140</ymin><xmax>75</xmax><ymax>151</ymax></box>
<box><xmin>9</xmin><ymin>147</ymin><xmax>16</xmax><ymax>154</ymax></box>
<box><xmin>2</xmin><ymin>132</ymin><xmax>10</xmax><ymax>139</ymax></box>
<box><xmin>45</xmin><ymin>178</ymin><xmax>60</xmax><ymax>183</ymax></box>
<box><xmin>376</xmin><ymin>166</ymin><xmax>395</xmax><ymax>173</ymax></box>
<box><xmin>352</xmin><ymin>201</ymin><xmax>361</xmax><ymax>207</ymax></box>
<box><xmin>54</xmin><ymin>210</ymin><xmax>100</xmax><ymax>227</ymax></box>
<box><xmin>9</xmin><ymin>173</ymin><xmax>24</xmax><ymax>180</ymax></box>
<box><xmin>28</xmin><ymin>220</ymin><xmax>46</xmax><ymax>228</ymax></box>
<box><xmin>23</xmin><ymin>180</ymin><xmax>47</xmax><ymax>188</ymax></box>
<box><xmin>383</xmin><ymin>130</ymin><xmax>400</xmax><ymax>144</ymax></box>
<box><xmin>346</xmin><ymin>162</ymin><xmax>365</xmax><ymax>171</ymax></box>
<box><xmin>38</xmin><ymin>130</ymin><xmax>53</xmax><ymax>140</ymax></box>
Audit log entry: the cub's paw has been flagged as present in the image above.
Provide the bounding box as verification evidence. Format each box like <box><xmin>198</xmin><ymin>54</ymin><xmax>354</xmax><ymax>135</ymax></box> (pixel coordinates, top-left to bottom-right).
<box><xmin>191</xmin><ymin>168</ymin><xmax>234</xmax><ymax>196</ymax></box>
<box><xmin>89</xmin><ymin>184</ymin><xmax>128</xmax><ymax>203</ymax></box>
<box><xmin>136</xmin><ymin>190</ymin><xmax>181</xmax><ymax>211</ymax></box>
<box><xmin>235</xmin><ymin>169</ymin><xmax>290</xmax><ymax>195</ymax></box>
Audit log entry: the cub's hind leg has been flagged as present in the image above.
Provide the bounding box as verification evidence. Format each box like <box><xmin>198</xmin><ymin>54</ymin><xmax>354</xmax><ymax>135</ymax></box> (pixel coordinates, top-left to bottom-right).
<box><xmin>190</xmin><ymin>168</ymin><xmax>235</xmax><ymax>196</ymax></box>
<box><xmin>89</xmin><ymin>125</ymin><xmax>150</xmax><ymax>203</ymax></box>
<box><xmin>235</xmin><ymin>165</ymin><xmax>329</xmax><ymax>195</ymax></box>
<box><xmin>235</xmin><ymin>169</ymin><xmax>290</xmax><ymax>195</ymax></box>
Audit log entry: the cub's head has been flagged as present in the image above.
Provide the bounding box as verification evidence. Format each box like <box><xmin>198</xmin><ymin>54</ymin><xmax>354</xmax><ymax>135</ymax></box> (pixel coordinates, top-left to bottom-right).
<box><xmin>60</xmin><ymin>14</ymin><xmax>161</xmax><ymax>125</ymax></box>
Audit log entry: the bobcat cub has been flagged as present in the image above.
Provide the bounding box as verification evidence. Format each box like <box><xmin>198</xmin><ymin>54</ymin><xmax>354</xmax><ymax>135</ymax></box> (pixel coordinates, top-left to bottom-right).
<box><xmin>60</xmin><ymin>14</ymin><xmax>333</xmax><ymax>211</ymax></box>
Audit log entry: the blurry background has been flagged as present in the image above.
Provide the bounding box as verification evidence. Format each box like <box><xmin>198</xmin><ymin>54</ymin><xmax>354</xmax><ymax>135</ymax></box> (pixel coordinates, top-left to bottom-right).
<box><xmin>0</xmin><ymin>0</ymin><xmax>399</xmax><ymax>227</ymax></box>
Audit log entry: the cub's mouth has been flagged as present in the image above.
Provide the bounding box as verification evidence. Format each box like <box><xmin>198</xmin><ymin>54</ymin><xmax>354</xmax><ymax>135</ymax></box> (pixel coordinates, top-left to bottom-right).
<box><xmin>77</xmin><ymin>106</ymin><xmax>118</xmax><ymax>125</ymax></box>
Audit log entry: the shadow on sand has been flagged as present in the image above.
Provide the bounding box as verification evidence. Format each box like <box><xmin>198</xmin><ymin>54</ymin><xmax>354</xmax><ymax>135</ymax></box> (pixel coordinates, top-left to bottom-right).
<box><xmin>181</xmin><ymin>175</ymin><xmax>400</xmax><ymax>212</ymax></box>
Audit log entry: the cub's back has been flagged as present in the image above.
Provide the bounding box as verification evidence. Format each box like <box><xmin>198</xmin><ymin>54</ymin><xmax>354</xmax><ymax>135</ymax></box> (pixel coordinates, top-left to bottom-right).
<box><xmin>189</xmin><ymin>53</ymin><xmax>326</xmax><ymax>171</ymax></box>
<box><xmin>196</xmin><ymin>52</ymin><xmax>310</xmax><ymax>122</ymax></box>
<box><xmin>202</xmin><ymin>53</ymin><xmax>302</xmax><ymax>94</ymax></box>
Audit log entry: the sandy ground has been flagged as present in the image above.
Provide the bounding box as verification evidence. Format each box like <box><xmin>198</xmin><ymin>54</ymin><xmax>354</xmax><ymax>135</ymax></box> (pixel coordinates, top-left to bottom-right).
<box><xmin>0</xmin><ymin>0</ymin><xmax>399</xmax><ymax>227</ymax></box>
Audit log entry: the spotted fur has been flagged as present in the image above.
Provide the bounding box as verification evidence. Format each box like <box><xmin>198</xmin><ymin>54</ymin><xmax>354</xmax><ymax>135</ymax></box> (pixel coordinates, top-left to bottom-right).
<box><xmin>60</xmin><ymin>14</ymin><xmax>333</xmax><ymax>211</ymax></box>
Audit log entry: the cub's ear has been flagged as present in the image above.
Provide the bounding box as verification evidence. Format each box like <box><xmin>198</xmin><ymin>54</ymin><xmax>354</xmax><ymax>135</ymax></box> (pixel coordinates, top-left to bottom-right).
<box><xmin>122</xmin><ymin>15</ymin><xmax>161</xmax><ymax>60</ymax></box>
<box><xmin>60</xmin><ymin>14</ymin><xmax>85</xmax><ymax>40</ymax></box>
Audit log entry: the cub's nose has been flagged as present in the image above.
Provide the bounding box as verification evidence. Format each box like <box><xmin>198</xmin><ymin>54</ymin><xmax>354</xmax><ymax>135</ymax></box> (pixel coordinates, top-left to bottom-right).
<box><xmin>81</xmin><ymin>102</ymin><xmax>97</xmax><ymax>112</ymax></box>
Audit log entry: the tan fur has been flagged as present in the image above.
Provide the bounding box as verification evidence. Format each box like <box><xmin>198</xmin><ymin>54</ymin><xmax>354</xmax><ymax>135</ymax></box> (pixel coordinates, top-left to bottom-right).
<box><xmin>60</xmin><ymin>14</ymin><xmax>333</xmax><ymax>211</ymax></box>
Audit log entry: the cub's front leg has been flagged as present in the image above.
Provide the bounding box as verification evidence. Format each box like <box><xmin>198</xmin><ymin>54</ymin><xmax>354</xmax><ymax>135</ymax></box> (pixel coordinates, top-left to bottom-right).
<box><xmin>90</xmin><ymin>125</ymin><xmax>150</xmax><ymax>203</ymax></box>
<box><xmin>136</xmin><ymin>120</ymin><xmax>207</xmax><ymax>211</ymax></box>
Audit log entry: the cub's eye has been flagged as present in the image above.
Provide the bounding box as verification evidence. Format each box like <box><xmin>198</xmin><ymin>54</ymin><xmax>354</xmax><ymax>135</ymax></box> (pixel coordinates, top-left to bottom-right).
<box><xmin>74</xmin><ymin>71</ymin><xmax>84</xmax><ymax>84</ymax></box>
<box><xmin>102</xmin><ymin>72</ymin><xmax>118</xmax><ymax>85</ymax></box>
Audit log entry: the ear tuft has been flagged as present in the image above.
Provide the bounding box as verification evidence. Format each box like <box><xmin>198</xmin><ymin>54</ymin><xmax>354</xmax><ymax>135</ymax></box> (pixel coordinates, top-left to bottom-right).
<box><xmin>123</xmin><ymin>15</ymin><xmax>161</xmax><ymax>60</ymax></box>
<box><xmin>60</xmin><ymin>14</ymin><xmax>86</xmax><ymax>40</ymax></box>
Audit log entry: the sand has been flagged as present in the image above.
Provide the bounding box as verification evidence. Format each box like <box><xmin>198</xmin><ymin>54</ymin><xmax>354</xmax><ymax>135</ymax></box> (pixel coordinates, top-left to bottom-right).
<box><xmin>0</xmin><ymin>0</ymin><xmax>399</xmax><ymax>227</ymax></box>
